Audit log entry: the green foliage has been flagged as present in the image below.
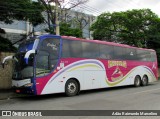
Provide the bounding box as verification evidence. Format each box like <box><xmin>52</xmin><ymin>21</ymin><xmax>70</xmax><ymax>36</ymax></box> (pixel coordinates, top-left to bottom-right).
<box><xmin>90</xmin><ymin>9</ymin><xmax>160</xmax><ymax>48</ymax></box>
<box><xmin>0</xmin><ymin>0</ymin><xmax>44</xmax><ymax>26</ymax></box>
<box><xmin>0</xmin><ymin>0</ymin><xmax>44</xmax><ymax>52</ymax></box>
<box><xmin>45</xmin><ymin>22</ymin><xmax>82</xmax><ymax>37</ymax></box>
<box><xmin>60</xmin><ymin>22</ymin><xmax>82</xmax><ymax>37</ymax></box>
<box><xmin>155</xmin><ymin>48</ymin><xmax>160</xmax><ymax>66</ymax></box>
<box><xmin>0</xmin><ymin>36</ymin><xmax>17</xmax><ymax>52</ymax></box>
<box><xmin>91</xmin><ymin>9</ymin><xmax>160</xmax><ymax>66</ymax></box>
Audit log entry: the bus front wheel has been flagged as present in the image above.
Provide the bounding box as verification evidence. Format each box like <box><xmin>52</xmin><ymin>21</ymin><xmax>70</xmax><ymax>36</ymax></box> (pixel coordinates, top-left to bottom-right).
<box><xmin>65</xmin><ymin>79</ymin><xmax>79</xmax><ymax>96</ymax></box>
<box><xmin>134</xmin><ymin>75</ymin><xmax>141</xmax><ymax>87</ymax></box>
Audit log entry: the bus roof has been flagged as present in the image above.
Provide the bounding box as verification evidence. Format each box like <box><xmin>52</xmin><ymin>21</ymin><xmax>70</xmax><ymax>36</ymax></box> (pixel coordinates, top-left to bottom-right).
<box><xmin>61</xmin><ymin>36</ymin><xmax>155</xmax><ymax>52</ymax></box>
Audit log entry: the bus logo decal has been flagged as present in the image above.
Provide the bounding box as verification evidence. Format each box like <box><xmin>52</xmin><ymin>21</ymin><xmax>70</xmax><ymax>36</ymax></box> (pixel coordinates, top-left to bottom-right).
<box><xmin>108</xmin><ymin>60</ymin><xmax>127</xmax><ymax>68</ymax></box>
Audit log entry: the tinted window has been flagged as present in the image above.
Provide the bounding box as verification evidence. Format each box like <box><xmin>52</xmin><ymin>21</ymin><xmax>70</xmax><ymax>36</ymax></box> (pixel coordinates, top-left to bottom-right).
<box><xmin>36</xmin><ymin>51</ymin><xmax>50</xmax><ymax>76</ymax></box>
<box><xmin>99</xmin><ymin>44</ymin><xmax>114</xmax><ymax>59</ymax></box>
<box><xmin>70</xmin><ymin>40</ymin><xmax>82</xmax><ymax>57</ymax></box>
<box><xmin>36</xmin><ymin>51</ymin><xmax>49</xmax><ymax>70</ymax></box>
<box><xmin>125</xmin><ymin>48</ymin><xmax>137</xmax><ymax>60</ymax></box>
<box><xmin>62</xmin><ymin>39</ymin><xmax>82</xmax><ymax>58</ymax></box>
<box><xmin>114</xmin><ymin>46</ymin><xmax>125</xmax><ymax>60</ymax></box>
<box><xmin>137</xmin><ymin>50</ymin><xmax>151</xmax><ymax>61</ymax></box>
<box><xmin>82</xmin><ymin>42</ymin><xmax>99</xmax><ymax>58</ymax></box>
<box><xmin>37</xmin><ymin>38</ymin><xmax>60</xmax><ymax>75</ymax></box>
<box><xmin>150</xmin><ymin>52</ymin><xmax>156</xmax><ymax>61</ymax></box>
<box><xmin>62</xmin><ymin>39</ymin><xmax>71</xmax><ymax>58</ymax></box>
<box><xmin>39</xmin><ymin>38</ymin><xmax>60</xmax><ymax>60</ymax></box>
<box><xmin>145</xmin><ymin>51</ymin><xmax>151</xmax><ymax>61</ymax></box>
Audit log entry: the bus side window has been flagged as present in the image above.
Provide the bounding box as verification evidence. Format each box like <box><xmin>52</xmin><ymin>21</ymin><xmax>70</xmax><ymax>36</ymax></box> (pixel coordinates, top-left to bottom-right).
<box><xmin>38</xmin><ymin>38</ymin><xmax>60</xmax><ymax>72</ymax></box>
<box><xmin>114</xmin><ymin>46</ymin><xmax>124</xmax><ymax>60</ymax></box>
<box><xmin>150</xmin><ymin>52</ymin><xmax>156</xmax><ymax>61</ymax></box>
<box><xmin>62</xmin><ymin>39</ymin><xmax>82</xmax><ymax>58</ymax></box>
<box><xmin>136</xmin><ymin>50</ymin><xmax>151</xmax><ymax>61</ymax></box>
<box><xmin>82</xmin><ymin>42</ymin><xmax>99</xmax><ymax>59</ymax></box>
<box><xmin>62</xmin><ymin>39</ymin><xmax>71</xmax><ymax>58</ymax></box>
<box><xmin>145</xmin><ymin>51</ymin><xmax>151</xmax><ymax>61</ymax></box>
<box><xmin>99</xmin><ymin>44</ymin><xmax>113</xmax><ymax>59</ymax></box>
<box><xmin>125</xmin><ymin>48</ymin><xmax>137</xmax><ymax>60</ymax></box>
<box><xmin>36</xmin><ymin>51</ymin><xmax>49</xmax><ymax>70</ymax></box>
<box><xmin>70</xmin><ymin>40</ymin><xmax>82</xmax><ymax>58</ymax></box>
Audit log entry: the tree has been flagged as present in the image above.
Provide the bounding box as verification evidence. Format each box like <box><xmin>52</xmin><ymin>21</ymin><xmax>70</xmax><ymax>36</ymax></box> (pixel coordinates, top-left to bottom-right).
<box><xmin>0</xmin><ymin>0</ymin><xmax>44</xmax><ymax>52</ymax></box>
<box><xmin>147</xmin><ymin>18</ymin><xmax>160</xmax><ymax>48</ymax></box>
<box><xmin>0</xmin><ymin>0</ymin><xmax>44</xmax><ymax>26</ymax></box>
<box><xmin>60</xmin><ymin>22</ymin><xmax>82</xmax><ymax>37</ymax></box>
<box><xmin>38</xmin><ymin>0</ymin><xmax>88</xmax><ymax>34</ymax></box>
<box><xmin>90</xmin><ymin>9</ymin><xmax>160</xmax><ymax>65</ymax></box>
<box><xmin>0</xmin><ymin>36</ymin><xmax>17</xmax><ymax>52</ymax></box>
<box><xmin>45</xmin><ymin>22</ymin><xmax>82</xmax><ymax>37</ymax></box>
<box><xmin>71</xmin><ymin>12</ymin><xmax>90</xmax><ymax>31</ymax></box>
<box><xmin>90</xmin><ymin>9</ymin><xmax>160</xmax><ymax>48</ymax></box>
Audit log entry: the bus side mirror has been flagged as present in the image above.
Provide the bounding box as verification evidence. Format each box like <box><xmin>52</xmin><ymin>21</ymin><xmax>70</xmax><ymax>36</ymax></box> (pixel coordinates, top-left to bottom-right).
<box><xmin>2</xmin><ymin>55</ymin><xmax>13</xmax><ymax>69</ymax></box>
<box><xmin>2</xmin><ymin>63</ymin><xmax>4</xmax><ymax>68</ymax></box>
<box><xmin>24</xmin><ymin>50</ymin><xmax>36</xmax><ymax>64</ymax></box>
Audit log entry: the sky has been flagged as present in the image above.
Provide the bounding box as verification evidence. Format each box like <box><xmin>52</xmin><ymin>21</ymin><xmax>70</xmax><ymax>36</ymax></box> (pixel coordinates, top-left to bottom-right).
<box><xmin>75</xmin><ymin>0</ymin><xmax>160</xmax><ymax>16</ymax></box>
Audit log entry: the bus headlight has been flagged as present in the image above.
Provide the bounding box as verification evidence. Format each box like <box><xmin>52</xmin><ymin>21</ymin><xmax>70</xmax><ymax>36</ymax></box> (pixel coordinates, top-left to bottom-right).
<box><xmin>24</xmin><ymin>83</ymin><xmax>33</xmax><ymax>87</ymax></box>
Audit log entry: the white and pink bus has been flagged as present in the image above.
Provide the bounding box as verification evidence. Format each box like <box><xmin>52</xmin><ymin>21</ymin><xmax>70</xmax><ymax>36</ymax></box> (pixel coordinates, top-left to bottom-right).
<box><xmin>2</xmin><ymin>34</ymin><xmax>158</xmax><ymax>96</ymax></box>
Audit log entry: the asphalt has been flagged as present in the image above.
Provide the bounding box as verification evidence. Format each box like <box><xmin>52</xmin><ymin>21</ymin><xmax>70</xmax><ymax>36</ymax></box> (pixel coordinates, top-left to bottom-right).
<box><xmin>1</xmin><ymin>81</ymin><xmax>160</xmax><ymax>119</ymax></box>
<box><xmin>0</xmin><ymin>89</ymin><xmax>19</xmax><ymax>100</ymax></box>
<box><xmin>0</xmin><ymin>78</ymin><xmax>160</xmax><ymax>100</ymax></box>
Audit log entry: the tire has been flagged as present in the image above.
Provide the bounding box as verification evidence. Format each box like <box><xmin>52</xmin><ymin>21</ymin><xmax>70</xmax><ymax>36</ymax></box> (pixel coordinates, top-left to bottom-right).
<box><xmin>134</xmin><ymin>75</ymin><xmax>141</xmax><ymax>87</ymax></box>
<box><xmin>141</xmin><ymin>75</ymin><xmax>148</xmax><ymax>86</ymax></box>
<box><xmin>65</xmin><ymin>79</ymin><xmax>79</xmax><ymax>97</ymax></box>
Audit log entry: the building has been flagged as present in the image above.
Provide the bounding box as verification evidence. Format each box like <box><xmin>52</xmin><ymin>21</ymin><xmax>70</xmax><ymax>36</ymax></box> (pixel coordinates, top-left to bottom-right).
<box><xmin>0</xmin><ymin>10</ymin><xmax>96</xmax><ymax>45</ymax></box>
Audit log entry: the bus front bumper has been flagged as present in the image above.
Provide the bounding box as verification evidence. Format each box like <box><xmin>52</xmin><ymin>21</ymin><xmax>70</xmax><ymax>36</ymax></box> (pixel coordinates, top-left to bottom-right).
<box><xmin>13</xmin><ymin>87</ymin><xmax>35</xmax><ymax>95</ymax></box>
<box><xmin>12</xmin><ymin>79</ymin><xmax>36</xmax><ymax>95</ymax></box>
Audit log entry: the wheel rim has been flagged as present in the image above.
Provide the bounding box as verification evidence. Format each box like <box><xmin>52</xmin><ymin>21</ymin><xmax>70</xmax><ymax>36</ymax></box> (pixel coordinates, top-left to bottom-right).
<box><xmin>67</xmin><ymin>82</ymin><xmax>76</xmax><ymax>94</ymax></box>
<box><xmin>142</xmin><ymin>76</ymin><xmax>148</xmax><ymax>85</ymax></box>
<box><xmin>135</xmin><ymin>77</ymin><xmax>140</xmax><ymax>86</ymax></box>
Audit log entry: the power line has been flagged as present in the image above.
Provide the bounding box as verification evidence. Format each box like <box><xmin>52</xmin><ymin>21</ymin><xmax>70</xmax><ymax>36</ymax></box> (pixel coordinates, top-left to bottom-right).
<box><xmin>79</xmin><ymin>4</ymin><xmax>102</xmax><ymax>13</ymax></box>
<box><xmin>67</xmin><ymin>1</ymin><xmax>101</xmax><ymax>15</ymax></box>
<box><xmin>73</xmin><ymin>2</ymin><xmax>102</xmax><ymax>15</ymax></box>
<box><xmin>75</xmin><ymin>5</ymin><xmax>101</xmax><ymax>15</ymax></box>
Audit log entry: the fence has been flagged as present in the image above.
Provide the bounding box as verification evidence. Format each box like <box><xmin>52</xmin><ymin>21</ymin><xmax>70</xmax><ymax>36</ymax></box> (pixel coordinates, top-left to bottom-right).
<box><xmin>0</xmin><ymin>52</ymin><xmax>14</xmax><ymax>89</ymax></box>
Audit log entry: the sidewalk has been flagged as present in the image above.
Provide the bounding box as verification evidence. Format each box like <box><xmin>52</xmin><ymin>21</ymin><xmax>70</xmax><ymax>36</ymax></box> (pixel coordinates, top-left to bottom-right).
<box><xmin>0</xmin><ymin>89</ymin><xmax>17</xmax><ymax>100</ymax></box>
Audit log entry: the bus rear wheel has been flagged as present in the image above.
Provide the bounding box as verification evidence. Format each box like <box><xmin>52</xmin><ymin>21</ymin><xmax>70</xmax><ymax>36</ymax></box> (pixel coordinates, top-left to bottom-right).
<box><xmin>134</xmin><ymin>75</ymin><xmax>141</xmax><ymax>87</ymax></box>
<box><xmin>141</xmin><ymin>75</ymin><xmax>148</xmax><ymax>86</ymax></box>
<box><xmin>65</xmin><ymin>79</ymin><xmax>79</xmax><ymax>97</ymax></box>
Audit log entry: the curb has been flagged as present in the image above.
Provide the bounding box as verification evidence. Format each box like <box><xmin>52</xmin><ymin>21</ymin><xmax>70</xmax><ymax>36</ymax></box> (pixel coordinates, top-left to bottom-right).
<box><xmin>0</xmin><ymin>89</ymin><xmax>13</xmax><ymax>99</ymax></box>
<box><xmin>0</xmin><ymin>93</ymin><xmax>28</xmax><ymax>100</ymax></box>
<box><xmin>0</xmin><ymin>89</ymin><xmax>27</xmax><ymax>100</ymax></box>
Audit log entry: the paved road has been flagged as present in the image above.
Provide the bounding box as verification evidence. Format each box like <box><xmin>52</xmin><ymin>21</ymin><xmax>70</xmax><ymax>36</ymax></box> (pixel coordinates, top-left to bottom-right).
<box><xmin>0</xmin><ymin>81</ymin><xmax>160</xmax><ymax>118</ymax></box>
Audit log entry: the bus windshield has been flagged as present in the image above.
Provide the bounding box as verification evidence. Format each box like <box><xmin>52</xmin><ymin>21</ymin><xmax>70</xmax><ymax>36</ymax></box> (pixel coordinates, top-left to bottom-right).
<box><xmin>12</xmin><ymin>38</ymin><xmax>37</xmax><ymax>79</ymax></box>
<box><xmin>13</xmin><ymin>53</ymin><xmax>34</xmax><ymax>79</ymax></box>
<box><xmin>13</xmin><ymin>37</ymin><xmax>61</xmax><ymax>78</ymax></box>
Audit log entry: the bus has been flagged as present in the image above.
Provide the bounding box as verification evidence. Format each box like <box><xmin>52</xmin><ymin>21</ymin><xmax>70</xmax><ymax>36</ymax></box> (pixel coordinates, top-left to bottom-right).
<box><xmin>2</xmin><ymin>34</ymin><xmax>158</xmax><ymax>96</ymax></box>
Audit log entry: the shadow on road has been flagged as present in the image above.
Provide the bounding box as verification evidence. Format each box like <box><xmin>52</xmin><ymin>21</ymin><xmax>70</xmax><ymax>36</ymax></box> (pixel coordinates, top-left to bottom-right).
<box><xmin>15</xmin><ymin>82</ymin><xmax>158</xmax><ymax>101</ymax></box>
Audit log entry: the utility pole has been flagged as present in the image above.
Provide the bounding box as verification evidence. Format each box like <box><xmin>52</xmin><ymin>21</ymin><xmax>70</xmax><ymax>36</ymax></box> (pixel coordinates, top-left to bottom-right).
<box><xmin>55</xmin><ymin>0</ymin><xmax>60</xmax><ymax>35</ymax></box>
